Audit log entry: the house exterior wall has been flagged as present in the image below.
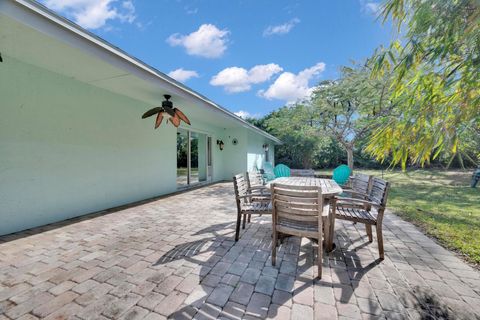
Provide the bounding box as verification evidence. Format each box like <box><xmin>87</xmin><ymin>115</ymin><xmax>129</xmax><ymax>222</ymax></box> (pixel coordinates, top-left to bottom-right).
<box><xmin>0</xmin><ymin>2</ymin><xmax>280</xmax><ymax>235</ymax></box>
<box><xmin>0</xmin><ymin>57</ymin><xmax>180</xmax><ymax>235</ymax></box>
<box><xmin>221</xmin><ymin>128</ymin><xmax>248</xmax><ymax>180</ymax></box>
<box><xmin>0</xmin><ymin>57</ymin><xmax>278</xmax><ymax>235</ymax></box>
<box><xmin>246</xmin><ymin>131</ymin><xmax>275</xmax><ymax>172</ymax></box>
<box><xmin>0</xmin><ymin>57</ymin><xmax>234</xmax><ymax>235</ymax></box>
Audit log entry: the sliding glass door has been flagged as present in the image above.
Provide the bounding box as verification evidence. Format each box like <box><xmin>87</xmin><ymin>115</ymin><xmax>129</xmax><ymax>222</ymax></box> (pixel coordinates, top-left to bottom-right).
<box><xmin>177</xmin><ymin>129</ymin><xmax>189</xmax><ymax>187</ymax></box>
<box><xmin>177</xmin><ymin>129</ymin><xmax>210</xmax><ymax>188</ymax></box>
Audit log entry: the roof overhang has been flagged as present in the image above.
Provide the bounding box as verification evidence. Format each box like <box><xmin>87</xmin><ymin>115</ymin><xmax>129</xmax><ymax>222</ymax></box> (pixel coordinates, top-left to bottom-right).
<box><xmin>0</xmin><ymin>0</ymin><xmax>282</xmax><ymax>144</ymax></box>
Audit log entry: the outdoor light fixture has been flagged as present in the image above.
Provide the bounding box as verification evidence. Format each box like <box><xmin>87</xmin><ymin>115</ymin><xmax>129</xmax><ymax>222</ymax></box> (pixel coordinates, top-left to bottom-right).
<box><xmin>262</xmin><ymin>143</ymin><xmax>269</xmax><ymax>152</ymax></box>
<box><xmin>217</xmin><ymin>140</ymin><xmax>224</xmax><ymax>151</ymax></box>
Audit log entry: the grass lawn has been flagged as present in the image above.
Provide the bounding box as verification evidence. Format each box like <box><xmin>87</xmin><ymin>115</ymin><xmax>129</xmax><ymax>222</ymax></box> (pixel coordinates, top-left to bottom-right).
<box><xmin>319</xmin><ymin>168</ymin><xmax>480</xmax><ymax>265</ymax></box>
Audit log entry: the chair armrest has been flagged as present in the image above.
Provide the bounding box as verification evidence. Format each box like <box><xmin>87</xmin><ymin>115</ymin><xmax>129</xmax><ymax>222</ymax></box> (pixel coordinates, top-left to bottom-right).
<box><xmin>236</xmin><ymin>194</ymin><xmax>271</xmax><ymax>201</ymax></box>
<box><xmin>339</xmin><ymin>190</ymin><xmax>370</xmax><ymax>199</ymax></box>
<box><xmin>248</xmin><ymin>186</ymin><xmax>269</xmax><ymax>191</ymax></box>
<box><xmin>334</xmin><ymin>197</ymin><xmax>381</xmax><ymax>208</ymax></box>
<box><xmin>236</xmin><ymin>192</ymin><xmax>268</xmax><ymax>199</ymax></box>
<box><xmin>248</xmin><ymin>188</ymin><xmax>271</xmax><ymax>197</ymax></box>
<box><xmin>251</xmin><ymin>197</ymin><xmax>271</xmax><ymax>202</ymax></box>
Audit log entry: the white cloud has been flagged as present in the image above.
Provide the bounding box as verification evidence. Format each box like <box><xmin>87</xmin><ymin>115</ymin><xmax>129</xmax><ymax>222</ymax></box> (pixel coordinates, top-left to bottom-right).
<box><xmin>360</xmin><ymin>1</ymin><xmax>381</xmax><ymax>15</ymax></box>
<box><xmin>167</xmin><ymin>24</ymin><xmax>229</xmax><ymax>58</ymax></box>
<box><xmin>168</xmin><ymin>68</ymin><xmax>199</xmax><ymax>82</ymax></box>
<box><xmin>42</xmin><ymin>0</ymin><xmax>136</xmax><ymax>29</ymax></box>
<box><xmin>184</xmin><ymin>6</ymin><xmax>198</xmax><ymax>15</ymax></box>
<box><xmin>263</xmin><ymin>18</ymin><xmax>300</xmax><ymax>36</ymax></box>
<box><xmin>210</xmin><ymin>64</ymin><xmax>283</xmax><ymax>93</ymax></box>
<box><xmin>258</xmin><ymin>62</ymin><xmax>326</xmax><ymax>103</ymax></box>
<box><xmin>234</xmin><ymin>110</ymin><xmax>261</xmax><ymax>119</ymax></box>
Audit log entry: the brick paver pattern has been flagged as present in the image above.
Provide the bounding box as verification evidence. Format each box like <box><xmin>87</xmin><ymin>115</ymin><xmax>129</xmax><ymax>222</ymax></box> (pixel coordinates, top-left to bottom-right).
<box><xmin>1</xmin><ymin>183</ymin><xmax>479</xmax><ymax>319</ymax></box>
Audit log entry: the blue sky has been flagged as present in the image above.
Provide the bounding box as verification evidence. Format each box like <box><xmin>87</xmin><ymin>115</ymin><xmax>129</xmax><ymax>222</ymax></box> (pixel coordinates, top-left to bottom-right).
<box><xmin>40</xmin><ymin>0</ymin><xmax>393</xmax><ymax>118</ymax></box>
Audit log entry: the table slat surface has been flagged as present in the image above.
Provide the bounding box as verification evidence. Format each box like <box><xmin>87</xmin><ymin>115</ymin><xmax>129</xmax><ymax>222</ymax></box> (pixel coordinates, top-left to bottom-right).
<box><xmin>267</xmin><ymin>177</ymin><xmax>343</xmax><ymax>196</ymax></box>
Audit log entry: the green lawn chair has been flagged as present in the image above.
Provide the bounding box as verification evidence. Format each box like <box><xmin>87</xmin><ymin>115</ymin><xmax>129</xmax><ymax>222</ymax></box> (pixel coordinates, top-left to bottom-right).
<box><xmin>332</xmin><ymin>164</ymin><xmax>352</xmax><ymax>186</ymax></box>
<box><xmin>262</xmin><ymin>162</ymin><xmax>276</xmax><ymax>181</ymax></box>
<box><xmin>274</xmin><ymin>164</ymin><xmax>291</xmax><ymax>178</ymax></box>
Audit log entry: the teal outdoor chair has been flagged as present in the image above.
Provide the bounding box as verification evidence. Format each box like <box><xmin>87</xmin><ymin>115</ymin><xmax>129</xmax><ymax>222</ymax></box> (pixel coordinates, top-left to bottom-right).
<box><xmin>274</xmin><ymin>164</ymin><xmax>291</xmax><ymax>178</ymax></box>
<box><xmin>332</xmin><ymin>164</ymin><xmax>352</xmax><ymax>186</ymax></box>
<box><xmin>262</xmin><ymin>162</ymin><xmax>276</xmax><ymax>181</ymax></box>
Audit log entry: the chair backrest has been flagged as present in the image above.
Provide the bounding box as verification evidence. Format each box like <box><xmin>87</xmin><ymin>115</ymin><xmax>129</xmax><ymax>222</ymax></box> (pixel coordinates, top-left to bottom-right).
<box><xmin>246</xmin><ymin>171</ymin><xmax>264</xmax><ymax>187</ymax></box>
<box><xmin>369</xmin><ymin>177</ymin><xmax>390</xmax><ymax>208</ymax></box>
<box><xmin>351</xmin><ymin>173</ymin><xmax>372</xmax><ymax>195</ymax></box>
<box><xmin>332</xmin><ymin>165</ymin><xmax>352</xmax><ymax>186</ymax></box>
<box><xmin>274</xmin><ymin>164</ymin><xmax>291</xmax><ymax>178</ymax></box>
<box><xmin>271</xmin><ymin>183</ymin><xmax>323</xmax><ymax>237</ymax></box>
<box><xmin>233</xmin><ymin>174</ymin><xmax>249</xmax><ymax>210</ymax></box>
<box><xmin>290</xmin><ymin>169</ymin><xmax>315</xmax><ymax>177</ymax></box>
<box><xmin>263</xmin><ymin>162</ymin><xmax>276</xmax><ymax>181</ymax></box>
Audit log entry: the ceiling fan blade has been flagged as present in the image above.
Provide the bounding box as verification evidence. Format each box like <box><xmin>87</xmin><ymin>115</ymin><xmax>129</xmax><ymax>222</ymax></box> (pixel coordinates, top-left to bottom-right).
<box><xmin>173</xmin><ymin>108</ymin><xmax>191</xmax><ymax>125</ymax></box>
<box><xmin>142</xmin><ymin>107</ymin><xmax>161</xmax><ymax>119</ymax></box>
<box><xmin>170</xmin><ymin>114</ymin><xmax>181</xmax><ymax>127</ymax></box>
<box><xmin>164</xmin><ymin>107</ymin><xmax>176</xmax><ymax>117</ymax></box>
<box><xmin>154</xmin><ymin>113</ymin><xmax>164</xmax><ymax>129</ymax></box>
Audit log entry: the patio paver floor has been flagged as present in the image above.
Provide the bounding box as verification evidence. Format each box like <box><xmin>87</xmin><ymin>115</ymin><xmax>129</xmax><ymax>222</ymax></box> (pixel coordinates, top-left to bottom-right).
<box><xmin>1</xmin><ymin>182</ymin><xmax>479</xmax><ymax>319</ymax></box>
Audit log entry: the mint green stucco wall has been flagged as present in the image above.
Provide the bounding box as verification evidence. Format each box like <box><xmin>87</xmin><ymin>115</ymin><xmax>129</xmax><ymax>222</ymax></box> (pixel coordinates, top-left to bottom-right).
<box><xmin>1</xmin><ymin>60</ymin><xmax>278</xmax><ymax>237</ymax></box>
<box><xmin>221</xmin><ymin>128</ymin><xmax>248</xmax><ymax>180</ymax></box>
<box><xmin>0</xmin><ymin>58</ymin><xmax>178</xmax><ymax>235</ymax></box>
<box><xmin>0</xmin><ymin>1</ymin><xmax>279</xmax><ymax>235</ymax></box>
<box><xmin>0</xmin><ymin>57</ymin><xmax>274</xmax><ymax>235</ymax></box>
<box><xmin>0</xmin><ymin>58</ymin><xmax>180</xmax><ymax>235</ymax></box>
<box><xmin>247</xmin><ymin>131</ymin><xmax>275</xmax><ymax>172</ymax></box>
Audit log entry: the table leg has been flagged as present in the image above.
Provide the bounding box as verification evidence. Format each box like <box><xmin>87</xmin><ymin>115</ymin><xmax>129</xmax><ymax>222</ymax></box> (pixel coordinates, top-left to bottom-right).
<box><xmin>327</xmin><ymin>200</ymin><xmax>336</xmax><ymax>252</ymax></box>
<box><xmin>323</xmin><ymin>211</ymin><xmax>331</xmax><ymax>253</ymax></box>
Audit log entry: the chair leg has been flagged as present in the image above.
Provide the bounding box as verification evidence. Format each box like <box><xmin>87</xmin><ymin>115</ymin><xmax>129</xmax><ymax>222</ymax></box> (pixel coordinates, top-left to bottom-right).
<box><xmin>272</xmin><ymin>231</ymin><xmax>277</xmax><ymax>266</ymax></box>
<box><xmin>328</xmin><ymin>211</ymin><xmax>336</xmax><ymax>252</ymax></box>
<box><xmin>366</xmin><ymin>224</ymin><xmax>373</xmax><ymax>242</ymax></box>
<box><xmin>317</xmin><ymin>235</ymin><xmax>323</xmax><ymax>279</ymax></box>
<box><xmin>376</xmin><ymin>224</ymin><xmax>384</xmax><ymax>260</ymax></box>
<box><xmin>235</xmin><ymin>211</ymin><xmax>242</xmax><ymax>241</ymax></box>
<box><xmin>247</xmin><ymin>213</ymin><xmax>251</xmax><ymax>223</ymax></box>
<box><xmin>324</xmin><ymin>215</ymin><xmax>331</xmax><ymax>253</ymax></box>
<box><xmin>242</xmin><ymin>213</ymin><xmax>247</xmax><ymax>229</ymax></box>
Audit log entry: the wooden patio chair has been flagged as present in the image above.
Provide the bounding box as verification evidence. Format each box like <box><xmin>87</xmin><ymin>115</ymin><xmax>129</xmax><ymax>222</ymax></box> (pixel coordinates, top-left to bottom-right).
<box><xmin>245</xmin><ymin>171</ymin><xmax>271</xmax><ymax>224</ymax></box>
<box><xmin>341</xmin><ymin>173</ymin><xmax>372</xmax><ymax>200</ymax></box>
<box><xmin>290</xmin><ymin>169</ymin><xmax>316</xmax><ymax>177</ymax></box>
<box><xmin>246</xmin><ymin>171</ymin><xmax>269</xmax><ymax>195</ymax></box>
<box><xmin>233</xmin><ymin>173</ymin><xmax>271</xmax><ymax>241</ymax></box>
<box><xmin>270</xmin><ymin>183</ymin><xmax>327</xmax><ymax>278</ymax></box>
<box><xmin>332</xmin><ymin>177</ymin><xmax>390</xmax><ymax>260</ymax></box>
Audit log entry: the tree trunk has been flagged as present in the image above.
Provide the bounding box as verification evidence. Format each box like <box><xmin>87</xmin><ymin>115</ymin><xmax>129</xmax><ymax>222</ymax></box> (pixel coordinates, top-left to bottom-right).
<box><xmin>346</xmin><ymin>147</ymin><xmax>354</xmax><ymax>170</ymax></box>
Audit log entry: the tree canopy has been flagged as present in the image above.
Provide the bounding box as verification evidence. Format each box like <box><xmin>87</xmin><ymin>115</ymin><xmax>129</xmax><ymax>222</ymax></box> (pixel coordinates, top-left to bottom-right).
<box><xmin>248</xmin><ymin>0</ymin><xmax>479</xmax><ymax>170</ymax></box>
<box><xmin>367</xmin><ymin>0</ymin><xmax>480</xmax><ymax>168</ymax></box>
<box><xmin>311</xmin><ymin>65</ymin><xmax>392</xmax><ymax>169</ymax></box>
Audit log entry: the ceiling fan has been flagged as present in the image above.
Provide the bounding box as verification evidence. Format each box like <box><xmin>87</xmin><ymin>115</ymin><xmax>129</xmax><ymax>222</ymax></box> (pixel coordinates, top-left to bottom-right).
<box><xmin>142</xmin><ymin>95</ymin><xmax>191</xmax><ymax>129</ymax></box>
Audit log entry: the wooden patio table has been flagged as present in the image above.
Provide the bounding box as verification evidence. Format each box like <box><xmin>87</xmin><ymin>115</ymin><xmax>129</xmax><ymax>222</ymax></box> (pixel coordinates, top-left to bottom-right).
<box><xmin>266</xmin><ymin>177</ymin><xmax>343</xmax><ymax>252</ymax></box>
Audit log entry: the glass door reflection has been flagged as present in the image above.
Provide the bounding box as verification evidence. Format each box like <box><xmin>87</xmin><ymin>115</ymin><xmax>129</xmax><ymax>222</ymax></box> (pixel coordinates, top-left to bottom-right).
<box><xmin>207</xmin><ymin>136</ymin><xmax>212</xmax><ymax>181</ymax></box>
<box><xmin>197</xmin><ymin>133</ymin><xmax>207</xmax><ymax>182</ymax></box>
<box><xmin>177</xmin><ymin>129</ymin><xmax>208</xmax><ymax>188</ymax></box>
<box><xmin>176</xmin><ymin>129</ymin><xmax>189</xmax><ymax>187</ymax></box>
<box><xmin>190</xmin><ymin>132</ymin><xmax>199</xmax><ymax>184</ymax></box>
